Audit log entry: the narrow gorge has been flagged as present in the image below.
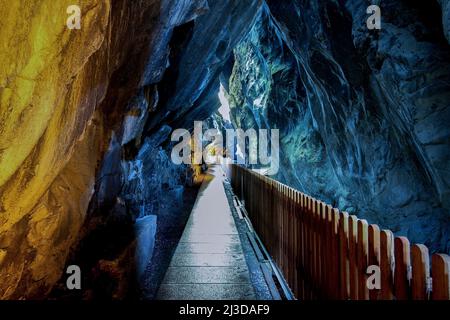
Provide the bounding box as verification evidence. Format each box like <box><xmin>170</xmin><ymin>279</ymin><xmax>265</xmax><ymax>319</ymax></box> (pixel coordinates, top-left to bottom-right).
<box><xmin>0</xmin><ymin>0</ymin><xmax>449</xmax><ymax>300</ymax></box>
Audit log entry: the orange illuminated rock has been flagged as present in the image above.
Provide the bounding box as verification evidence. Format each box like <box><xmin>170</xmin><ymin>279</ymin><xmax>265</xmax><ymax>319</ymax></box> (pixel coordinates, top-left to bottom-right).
<box><xmin>0</xmin><ymin>0</ymin><xmax>205</xmax><ymax>299</ymax></box>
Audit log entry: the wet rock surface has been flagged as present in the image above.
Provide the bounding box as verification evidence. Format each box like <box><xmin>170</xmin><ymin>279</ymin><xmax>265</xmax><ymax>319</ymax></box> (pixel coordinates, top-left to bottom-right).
<box><xmin>1</xmin><ymin>0</ymin><xmax>450</xmax><ymax>300</ymax></box>
<box><xmin>0</xmin><ymin>0</ymin><xmax>262</xmax><ymax>299</ymax></box>
<box><xmin>222</xmin><ymin>0</ymin><xmax>450</xmax><ymax>253</ymax></box>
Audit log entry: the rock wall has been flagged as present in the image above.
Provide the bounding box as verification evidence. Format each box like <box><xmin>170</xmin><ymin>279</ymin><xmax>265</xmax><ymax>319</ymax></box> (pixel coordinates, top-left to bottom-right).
<box><xmin>1</xmin><ymin>0</ymin><xmax>109</xmax><ymax>299</ymax></box>
<box><xmin>0</xmin><ymin>0</ymin><xmax>212</xmax><ymax>299</ymax></box>
<box><xmin>224</xmin><ymin>0</ymin><xmax>450</xmax><ymax>253</ymax></box>
<box><xmin>0</xmin><ymin>0</ymin><xmax>262</xmax><ymax>299</ymax></box>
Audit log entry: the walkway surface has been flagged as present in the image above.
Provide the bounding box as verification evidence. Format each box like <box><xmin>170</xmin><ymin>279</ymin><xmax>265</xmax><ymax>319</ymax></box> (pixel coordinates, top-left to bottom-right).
<box><xmin>157</xmin><ymin>166</ymin><xmax>256</xmax><ymax>300</ymax></box>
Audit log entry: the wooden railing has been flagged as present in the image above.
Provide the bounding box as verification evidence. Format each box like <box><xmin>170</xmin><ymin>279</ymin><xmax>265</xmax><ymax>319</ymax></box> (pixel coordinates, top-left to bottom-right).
<box><xmin>228</xmin><ymin>164</ymin><xmax>450</xmax><ymax>300</ymax></box>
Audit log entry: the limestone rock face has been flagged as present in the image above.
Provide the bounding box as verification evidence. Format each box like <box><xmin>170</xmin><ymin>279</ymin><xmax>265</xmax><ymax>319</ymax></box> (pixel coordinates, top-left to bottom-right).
<box><xmin>0</xmin><ymin>0</ymin><xmax>262</xmax><ymax>299</ymax></box>
<box><xmin>0</xmin><ymin>0</ymin><xmax>110</xmax><ymax>299</ymax></box>
<box><xmin>0</xmin><ymin>0</ymin><xmax>208</xmax><ymax>299</ymax></box>
<box><xmin>224</xmin><ymin>0</ymin><xmax>450</xmax><ymax>252</ymax></box>
<box><xmin>3</xmin><ymin>0</ymin><xmax>448</xmax><ymax>300</ymax></box>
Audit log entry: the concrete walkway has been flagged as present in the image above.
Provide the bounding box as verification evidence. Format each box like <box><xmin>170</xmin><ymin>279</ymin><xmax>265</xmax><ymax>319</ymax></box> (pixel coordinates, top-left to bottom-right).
<box><xmin>156</xmin><ymin>166</ymin><xmax>256</xmax><ymax>300</ymax></box>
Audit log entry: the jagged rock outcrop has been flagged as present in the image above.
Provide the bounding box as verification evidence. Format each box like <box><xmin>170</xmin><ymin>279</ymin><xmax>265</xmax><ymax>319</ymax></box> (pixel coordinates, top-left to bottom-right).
<box><xmin>224</xmin><ymin>0</ymin><xmax>450</xmax><ymax>253</ymax></box>
<box><xmin>0</xmin><ymin>0</ymin><xmax>212</xmax><ymax>299</ymax></box>
<box><xmin>2</xmin><ymin>0</ymin><xmax>448</xmax><ymax>300</ymax></box>
<box><xmin>0</xmin><ymin>0</ymin><xmax>262</xmax><ymax>299</ymax></box>
<box><xmin>438</xmin><ymin>0</ymin><xmax>450</xmax><ymax>43</ymax></box>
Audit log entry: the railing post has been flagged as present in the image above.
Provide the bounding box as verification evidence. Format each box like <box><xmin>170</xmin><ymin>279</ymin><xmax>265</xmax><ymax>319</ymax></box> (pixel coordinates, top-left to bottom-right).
<box><xmin>357</xmin><ymin>220</ymin><xmax>369</xmax><ymax>300</ymax></box>
<box><xmin>411</xmin><ymin>244</ymin><xmax>430</xmax><ymax>300</ymax></box>
<box><xmin>338</xmin><ymin>211</ymin><xmax>349</xmax><ymax>300</ymax></box>
<box><xmin>432</xmin><ymin>254</ymin><xmax>450</xmax><ymax>300</ymax></box>
<box><xmin>380</xmin><ymin>230</ymin><xmax>394</xmax><ymax>300</ymax></box>
<box><xmin>348</xmin><ymin>215</ymin><xmax>358</xmax><ymax>299</ymax></box>
<box><xmin>394</xmin><ymin>237</ymin><xmax>411</xmax><ymax>300</ymax></box>
<box><xmin>368</xmin><ymin>224</ymin><xmax>381</xmax><ymax>300</ymax></box>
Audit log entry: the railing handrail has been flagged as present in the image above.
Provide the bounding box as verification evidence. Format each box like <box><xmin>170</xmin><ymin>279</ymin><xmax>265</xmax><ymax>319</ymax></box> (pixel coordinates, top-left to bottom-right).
<box><xmin>227</xmin><ymin>164</ymin><xmax>450</xmax><ymax>300</ymax></box>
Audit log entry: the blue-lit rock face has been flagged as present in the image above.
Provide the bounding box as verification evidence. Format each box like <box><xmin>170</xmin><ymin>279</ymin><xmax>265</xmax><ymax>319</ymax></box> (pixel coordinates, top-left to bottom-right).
<box><xmin>222</xmin><ymin>1</ymin><xmax>450</xmax><ymax>253</ymax></box>
<box><xmin>91</xmin><ymin>0</ymin><xmax>263</xmax><ymax>222</ymax></box>
<box><xmin>105</xmin><ymin>0</ymin><xmax>263</xmax><ymax>225</ymax></box>
<box><xmin>135</xmin><ymin>215</ymin><xmax>157</xmax><ymax>278</ymax></box>
<box><xmin>145</xmin><ymin>0</ymin><xmax>262</xmax><ymax>132</ymax></box>
<box><xmin>438</xmin><ymin>0</ymin><xmax>450</xmax><ymax>43</ymax></box>
<box><xmin>57</xmin><ymin>0</ymin><xmax>264</xmax><ymax>299</ymax></box>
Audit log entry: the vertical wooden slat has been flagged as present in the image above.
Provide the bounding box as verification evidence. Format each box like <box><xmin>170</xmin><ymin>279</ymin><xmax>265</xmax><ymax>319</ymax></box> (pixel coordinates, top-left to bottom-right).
<box><xmin>280</xmin><ymin>184</ymin><xmax>284</xmax><ymax>276</ymax></box>
<box><xmin>394</xmin><ymin>237</ymin><xmax>411</xmax><ymax>300</ymax></box>
<box><xmin>284</xmin><ymin>186</ymin><xmax>288</xmax><ymax>278</ymax></box>
<box><xmin>292</xmin><ymin>189</ymin><xmax>297</xmax><ymax>294</ymax></box>
<box><xmin>313</xmin><ymin>200</ymin><xmax>319</xmax><ymax>297</ymax></box>
<box><xmin>319</xmin><ymin>202</ymin><xmax>326</xmax><ymax>298</ymax></box>
<box><xmin>368</xmin><ymin>224</ymin><xmax>380</xmax><ymax>300</ymax></box>
<box><xmin>298</xmin><ymin>193</ymin><xmax>303</xmax><ymax>299</ymax></box>
<box><xmin>308</xmin><ymin>197</ymin><xmax>314</xmax><ymax>297</ymax></box>
<box><xmin>322</xmin><ymin>203</ymin><xmax>331</xmax><ymax>299</ymax></box>
<box><xmin>338</xmin><ymin>211</ymin><xmax>349</xmax><ymax>299</ymax></box>
<box><xmin>348</xmin><ymin>215</ymin><xmax>358</xmax><ymax>300</ymax></box>
<box><xmin>411</xmin><ymin>244</ymin><xmax>430</xmax><ymax>300</ymax></box>
<box><xmin>307</xmin><ymin>196</ymin><xmax>313</xmax><ymax>299</ymax></box>
<box><xmin>320</xmin><ymin>202</ymin><xmax>327</xmax><ymax>298</ymax></box>
<box><xmin>431</xmin><ymin>254</ymin><xmax>450</xmax><ymax>300</ymax></box>
<box><xmin>310</xmin><ymin>197</ymin><xmax>316</xmax><ymax>300</ymax></box>
<box><xmin>301</xmin><ymin>195</ymin><xmax>307</xmax><ymax>299</ymax></box>
<box><xmin>327</xmin><ymin>205</ymin><xmax>334</xmax><ymax>299</ymax></box>
<box><xmin>302</xmin><ymin>194</ymin><xmax>308</xmax><ymax>299</ymax></box>
<box><xmin>297</xmin><ymin>193</ymin><xmax>301</xmax><ymax>297</ymax></box>
<box><xmin>292</xmin><ymin>190</ymin><xmax>298</xmax><ymax>297</ymax></box>
<box><xmin>316</xmin><ymin>200</ymin><xmax>322</xmax><ymax>298</ymax></box>
<box><xmin>276</xmin><ymin>183</ymin><xmax>281</xmax><ymax>265</ymax></box>
<box><xmin>311</xmin><ymin>199</ymin><xmax>318</xmax><ymax>297</ymax></box>
<box><xmin>289</xmin><ymin>188</ymin><xmax>293</xmax><ymax>288</ymax></box>
<box><xmin>331</xmin><ymin>208</ymin><xmax>340</xmax><ymax>299</ymax></box>
<box><xmin>286</xmin><ymin>187</ymin><xmax>290</xmax><ymax>289</ymax></box>
<box><xmin>289</xmin><ymin>188</ymin><xmax>293</xmax><ymax>287</ymax></box>
<box><xmin>319</xmin><ymin>202</ymin><xmax>325</xmax><ymax>298</ymax></box>
<box><xmin>298</xmin><ymin>192</ymin><xmax>305</xmax><ymax>299</ymax></box>
<box><xmin>357</xmin><ymin>219</ymin><xmax>369</xmax><ymax>300</ymax></box>
<box><xmin>379</xmin><ymin>230</ymin><xmax>394</xmax><ymax>300</ymax></box>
